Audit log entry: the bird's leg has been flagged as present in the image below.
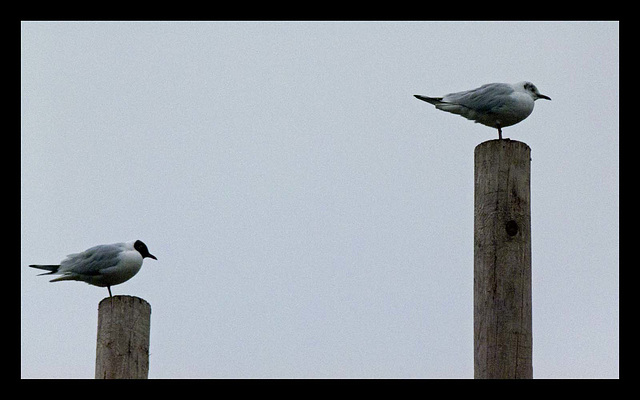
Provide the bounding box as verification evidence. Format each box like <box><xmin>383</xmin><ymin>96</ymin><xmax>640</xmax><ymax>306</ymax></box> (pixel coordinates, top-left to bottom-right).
<box><xmin>107</xmin><ymin>286</ymin><xmax>112</xmax><ymax>298</ymax></box>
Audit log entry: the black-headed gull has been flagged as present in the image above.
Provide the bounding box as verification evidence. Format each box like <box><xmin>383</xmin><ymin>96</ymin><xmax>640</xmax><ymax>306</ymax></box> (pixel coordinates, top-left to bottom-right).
<box><xmin>29</xmin><ymin>240</ymin><xmax>157</xmax><ymax>297</ymax></box>
<box><xmin>414</xmin><ymin>81</ymin><xmax>551</xmax><ymax>140</ymax></box>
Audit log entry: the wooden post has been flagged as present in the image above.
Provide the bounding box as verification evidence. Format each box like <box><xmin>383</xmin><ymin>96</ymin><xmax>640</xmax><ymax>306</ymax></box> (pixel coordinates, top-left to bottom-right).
<box><xmin>474</xmin><ymin>139</ymin><xmax>532</xmax><ymax>379</ymax></box>
<box><xmin>95</xmin><ymin>295</ymin><xmax>151</xmax><ymax>379</ymax></box>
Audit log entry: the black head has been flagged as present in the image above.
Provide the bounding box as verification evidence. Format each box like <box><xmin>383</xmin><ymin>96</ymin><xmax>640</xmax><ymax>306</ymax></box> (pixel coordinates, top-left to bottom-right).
<box><xmin>522</xmin><ymin>81</ymin><xmax>551</xmax><ymax>101</ymax></box>
<box><xmin>134</xmin><ymin>240</ymin><xmax>157</xmax><ymax>260</ymax></box>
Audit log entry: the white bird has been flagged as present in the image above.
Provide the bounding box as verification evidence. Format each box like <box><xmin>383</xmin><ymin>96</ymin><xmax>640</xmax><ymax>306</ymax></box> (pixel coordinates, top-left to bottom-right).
<box><xmin>414</xmin><ymin>81</ymin><xmax>551</xmax><ymax>139</ymax></box>
<box><xmin>29</xmin><ymin>240</ymin><xmax>157</xmax><ymax>298</ymax></box>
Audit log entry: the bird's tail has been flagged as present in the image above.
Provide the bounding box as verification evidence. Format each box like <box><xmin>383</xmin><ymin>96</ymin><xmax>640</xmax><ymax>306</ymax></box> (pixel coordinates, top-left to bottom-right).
<box><xmin>29</xmin><ymin>264</ymin><xmax>60</xmax><ymax>275</ymax></box>
<box><xmin>414</xmin><ymin>95</ymin><xmax>444</xmax><ymax>105</ymax></box>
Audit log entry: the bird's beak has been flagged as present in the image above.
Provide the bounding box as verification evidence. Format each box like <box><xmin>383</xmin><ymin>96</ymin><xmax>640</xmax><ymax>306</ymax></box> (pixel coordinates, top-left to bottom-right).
<box><xmin>537</xmin><ymin>93</ymin><xmax>551</xmax><ymax>100</ymax></box>
<box><xmin>148</xmin><ymin>253</ymin><xmax>157</xmax><ymax>260</ymax></box>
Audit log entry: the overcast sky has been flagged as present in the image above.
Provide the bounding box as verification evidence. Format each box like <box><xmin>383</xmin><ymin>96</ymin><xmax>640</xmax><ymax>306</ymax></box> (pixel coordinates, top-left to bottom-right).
<box><xmin>21</xmin><ymin>21</ymin><xmax>618</xmax><ymax>378</ymax></box>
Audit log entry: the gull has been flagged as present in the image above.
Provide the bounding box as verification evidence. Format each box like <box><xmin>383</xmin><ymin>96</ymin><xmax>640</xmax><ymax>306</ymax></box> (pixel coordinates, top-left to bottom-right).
<box><xmin>414</xmin><ymin>81</ymin><xmax>551</xmax><ymax>139</ymax></box>
<box><xmin>29</xmin><ymin>240</ymin><xmax>157</xmax><ymax>298</ymax></box>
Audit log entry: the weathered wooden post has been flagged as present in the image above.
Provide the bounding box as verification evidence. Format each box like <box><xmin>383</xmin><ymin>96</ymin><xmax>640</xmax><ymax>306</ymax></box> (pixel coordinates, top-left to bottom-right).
<box><xmin>95</xmin><ymin>295</ymin><xmax>151</xmax><ymax>379</ymax></box>
<box><xmin>474</xmin><ymin>139</ymin><xmax>533</xmax><ymax>379</ymax></box>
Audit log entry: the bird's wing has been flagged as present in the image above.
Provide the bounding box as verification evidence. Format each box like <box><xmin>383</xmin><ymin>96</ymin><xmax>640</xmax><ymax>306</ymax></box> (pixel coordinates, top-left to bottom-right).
<box><xmin>442</xmin><ymin>83</ymin><xmax>514</xmax><ymax>113</ymax></box>
<box><xmin>59</xmin><ymin>244</ymin><xmax>123</xmax><ymax>275</ymax></box>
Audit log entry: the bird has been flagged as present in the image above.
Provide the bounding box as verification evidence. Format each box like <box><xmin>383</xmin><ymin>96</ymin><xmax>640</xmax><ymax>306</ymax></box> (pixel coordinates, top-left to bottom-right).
<box><xmin>29</xmin><ymin>240</ymin><xmax>157</xmax><ymax>298</ymax></box>
<box><xmin>414</xmin><ymin>81</ymin><xmax>551</xmax><ymax>139</ymax></box>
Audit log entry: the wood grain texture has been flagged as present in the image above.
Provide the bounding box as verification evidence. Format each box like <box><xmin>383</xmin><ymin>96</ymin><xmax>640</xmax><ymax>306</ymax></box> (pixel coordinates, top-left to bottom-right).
<box><xmin>95</xmin><ymin>295</ymin><xmax>151</xmax><ymax>379</ymax></box>
<box><xmin>474</xmin><ymin>139</ymin><xmax>532</xmax><ymax>379</ymax></box>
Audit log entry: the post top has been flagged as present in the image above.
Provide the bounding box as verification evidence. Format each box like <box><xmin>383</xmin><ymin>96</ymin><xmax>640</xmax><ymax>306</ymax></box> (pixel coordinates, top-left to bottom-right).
<box><xmin>475</xmin><ymin>139</ymin><xmax>531</xmax><ymax>154</ymax></box>
<box><xmin>98</xmin><ymin>295</ymin><xmax>150</xmax><ymax>309</ymax></box>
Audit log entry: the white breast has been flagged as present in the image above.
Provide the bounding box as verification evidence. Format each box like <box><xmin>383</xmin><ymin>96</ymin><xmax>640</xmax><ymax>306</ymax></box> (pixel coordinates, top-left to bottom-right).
<box><xmin>97</xmin><ymin>249</ymin><xmax>143</xmax><ymax>286</ymax></box>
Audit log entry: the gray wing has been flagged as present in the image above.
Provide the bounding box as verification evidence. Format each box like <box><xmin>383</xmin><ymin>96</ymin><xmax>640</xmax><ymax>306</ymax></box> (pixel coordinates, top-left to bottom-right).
<box><xmin>59</xmin><ymin>244</ymin><xmax>123</xmax><ymax>276</ymax></box>
<box><xmin>442</xmin><ymin>83</ymin><xmax>514</xmax><ymax>113</ymax></box>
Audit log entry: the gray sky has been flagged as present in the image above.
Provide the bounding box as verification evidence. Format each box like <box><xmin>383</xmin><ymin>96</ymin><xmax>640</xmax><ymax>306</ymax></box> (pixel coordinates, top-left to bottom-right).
<box><xmin>21</xmin><ymin>21</ymin><xmax>618</xmax><ymax>378</ymax></box>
